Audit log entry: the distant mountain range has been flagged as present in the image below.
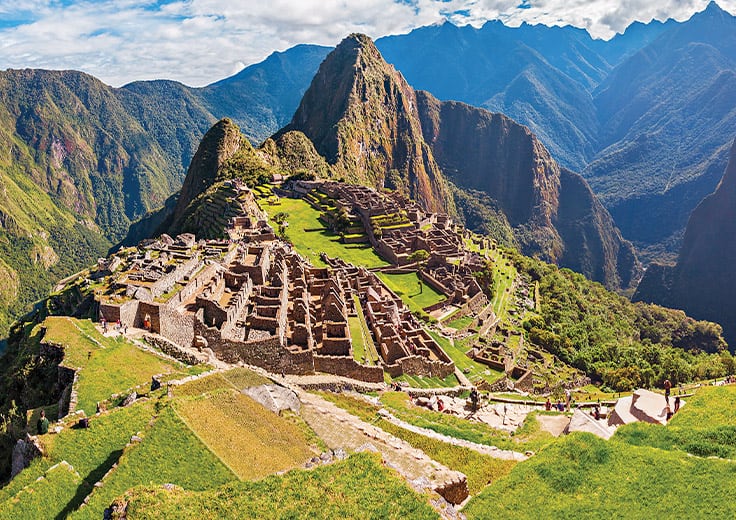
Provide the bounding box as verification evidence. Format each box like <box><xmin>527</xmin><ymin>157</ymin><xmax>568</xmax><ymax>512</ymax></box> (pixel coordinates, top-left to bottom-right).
<box><xmin>0</xmin><ymin>2</ymin><xmax>734</xmax><ymax>336</ymax></box>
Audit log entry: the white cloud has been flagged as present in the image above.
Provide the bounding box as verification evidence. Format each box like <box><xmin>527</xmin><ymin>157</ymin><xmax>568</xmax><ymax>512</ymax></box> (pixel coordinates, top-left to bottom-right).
<box><xmin>0</xmin><ymin>0</ymin><xmax>733</xmax><ymax>87</ymax></box>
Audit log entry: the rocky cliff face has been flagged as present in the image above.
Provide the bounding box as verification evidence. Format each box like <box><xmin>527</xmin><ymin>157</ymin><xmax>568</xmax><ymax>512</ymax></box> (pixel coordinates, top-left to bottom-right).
<box><xmin>415</xmin><ymin>91</ymin><xmax>640</xmax><ymax>290</ymax></box>
<box><xmin>635</xmin><ymin>138</ymin><xmax>736</xmax><ymax>344</ymax></box>
<box><xmin>278</xmin><ymin>34</ymin><xmax>451</xmax><ymax>214</ymax></box>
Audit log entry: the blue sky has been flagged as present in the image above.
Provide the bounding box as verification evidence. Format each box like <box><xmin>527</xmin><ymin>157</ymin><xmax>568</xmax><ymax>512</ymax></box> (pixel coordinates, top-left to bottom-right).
<box><xmin>0</xmin><ymin>0</ymin><xmax>733</xmax><ymax>87</ymax></box>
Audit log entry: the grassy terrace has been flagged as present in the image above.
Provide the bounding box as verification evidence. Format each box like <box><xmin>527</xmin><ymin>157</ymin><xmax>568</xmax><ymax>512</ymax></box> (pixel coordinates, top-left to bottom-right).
<box><xmin>488</xmin><ymin>248</ymin><xmax>517</xmax><ymax>321</ymax></box>
<box><xmin>117</xmin><ymin>453</ymin><xmax>439</xmax><ymax>520</ymax></box>
<box><xmin>464</xmin><ymin>433</ymin><xmax>736</xmax><ymax>519</ymax></box>
<box><xmin>428</xmin><ymin>330</ymin><xmax>504</xmax><ymax>385</ymax></box>
<box><xmin>43</xmin><ymin>317</ymin><xmax>206</xmax><ymax>415</ymax></box>
<box><xmin>268</xmin><ymin>197</ymin><xmax>387</xmax><ymax>268</ymax></box>
<box><xmin>391</xmin><ymin>372</ymin><xmax>460</xmax><ymax>389</ymax></box>
<box><xmin>376</xmin><ymin>272</ymin><xmax>446</xmax><ymax>314</ymax></box>
<box><xmin>317</xmin><ymin>391</ymin><xmax>520</xmax><ymax>495</ymax></box>
<box><xmin>174</xmin><ymin>389</ymin><xmax>318</xmax><ymax>480</ymax></box>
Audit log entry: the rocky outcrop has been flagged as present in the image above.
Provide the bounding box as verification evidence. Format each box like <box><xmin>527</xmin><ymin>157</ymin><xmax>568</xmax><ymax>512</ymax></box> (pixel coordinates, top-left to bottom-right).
<box><xmin>635</xmin><ymin>138</ymin><xmax>736</xmax><ymax>344</ymax></box>
<box><xmin>11</xmin><ymin>434</ymin><xmax>44</xmax><ymax>478</ymax></box>
<box><xmin>416</xmin><ymin>91</ymin><xmax>640</xmax><ymax>290</ymax></box>
<box><xmin>278</xmin><ymin>34</ymin><xmax>451</xmax><ymax>214</ymax></box>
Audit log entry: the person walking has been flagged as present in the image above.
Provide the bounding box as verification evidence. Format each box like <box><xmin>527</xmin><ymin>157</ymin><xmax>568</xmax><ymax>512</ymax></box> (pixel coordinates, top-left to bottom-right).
<box><xmin>664</xmin><ymin>379</ymin><xmax>672</xmax><ymax>405</ymax></box>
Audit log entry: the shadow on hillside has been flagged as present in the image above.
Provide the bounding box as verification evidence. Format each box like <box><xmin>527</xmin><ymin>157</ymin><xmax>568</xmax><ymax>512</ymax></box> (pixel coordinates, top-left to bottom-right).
<box><xmin>57</xmin><ymin>448</ymin><xmax>123</xmax><ymax>519</ymax></box>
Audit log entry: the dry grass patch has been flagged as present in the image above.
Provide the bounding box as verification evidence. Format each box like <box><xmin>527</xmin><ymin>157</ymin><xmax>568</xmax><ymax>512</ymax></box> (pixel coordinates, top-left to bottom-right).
<box><xmin>220</xmin><ymin>367</ymin><xmax>270</xmax><ymax>389</ymax></box>
<box><xmin>175</xmin><ymin>390</ymin><xmax>317</xmax><ymax>480</ymax></box>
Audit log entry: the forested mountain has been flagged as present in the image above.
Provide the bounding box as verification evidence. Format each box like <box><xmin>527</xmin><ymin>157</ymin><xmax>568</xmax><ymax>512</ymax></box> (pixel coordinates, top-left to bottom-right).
<box><xmin>635</xmin><ymin>139</ymin><xmax>736</xmax><ymax>345</ymax></box>
<box><xmin>374</xmin><ymin>2</ymin><xmax>736</xmax><ymax>262</ymax></box>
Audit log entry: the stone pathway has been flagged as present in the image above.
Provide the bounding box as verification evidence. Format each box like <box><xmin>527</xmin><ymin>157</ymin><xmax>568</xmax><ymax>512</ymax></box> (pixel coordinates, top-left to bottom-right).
<box><xmin>535</xmin><ymin>414</ymin><xmax>571</xmax><ymax>437</ymax></box>
<box><xmin>296</xmin><ymin>390</ymin><xmax>469</xmax><ymax>506</ymax></box>
<box><xmin>376</xmin><ymin>408</ymin><xmax>528</xmax><ymax>461</ymax></box>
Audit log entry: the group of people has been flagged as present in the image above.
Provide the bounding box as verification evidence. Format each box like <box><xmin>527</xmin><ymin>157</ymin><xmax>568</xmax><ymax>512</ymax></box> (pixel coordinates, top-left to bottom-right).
<box><xmin>100</xmin><ymin>317</ymin><xmax>128</xmax><ymax>335</ymax></box>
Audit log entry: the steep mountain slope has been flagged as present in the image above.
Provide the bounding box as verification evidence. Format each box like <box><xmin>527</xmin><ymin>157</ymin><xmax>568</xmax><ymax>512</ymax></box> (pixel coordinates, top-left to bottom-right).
<box><xmin>199</xmin><ymin>45</ymin><xmax>331</xmax><ymax>144</ymax></box>
<box><xmin>278</xmin><ymin>34</ymin><xmax>451</xmax><ymax>214</ymax></box>
<box><xmin>635</xmin><ymin>139</ymin><xmax>736</xmax><ymax>345</ymax></box>
<box><xmin>376</xmin><ymin>21</ymin><xmax>609</xmax><ymax>172</ymax></box>
<box><xmin>0</xmin><ymin>69</ymin><xmax>201</xmax><ymax>336</ymax></box>
<box><xmin>276</xmin><ymin>34</ymin><xmax>638</xmax><ymax>290</ymax></box>
<box><xmin>416</xmin><ymin>92</ymin><xmax>639</xmax><ymax>290</ymax></box>
<box><xmin>587</xmin><ymin>2</ymin><xmax>736</xmax><ymax>258</ymax></box>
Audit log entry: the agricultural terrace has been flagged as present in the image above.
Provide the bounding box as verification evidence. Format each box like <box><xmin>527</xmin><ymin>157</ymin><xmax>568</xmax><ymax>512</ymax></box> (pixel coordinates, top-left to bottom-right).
<box><xmin>428</xmin><ymin>330</ymin><xmax>504</xmax><ymax>386</ymax></box>
<box><xmin>266</xmin><ymin>196</ymin><xmax>387</xmax><ymax>268</ymax></box>
<box><xmin>174</xmin><ymin>389</ymin><xmax>318</xmax><ymax>479</ymax></box>
<box><xmin>376</xmin><ymin>272</ymin><xmax>446</xmax><ymax>315</ymax></box>
<box><xmin>116</xmin><ymin>453</ymin><xmax>439</xmax><ymax>520</ymax></box>
<box><xmin>42</xmin><ymin>317</ymin><xmax>206</xmax><ymax>415</ymax></box>
<box><xmin>463</xmin><ymin>432</ymin><xmax>736</xmax><ymax>519</ymax></box>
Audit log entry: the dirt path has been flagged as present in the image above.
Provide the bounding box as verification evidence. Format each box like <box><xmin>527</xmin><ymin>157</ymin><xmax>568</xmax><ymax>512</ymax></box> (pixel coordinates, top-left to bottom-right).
<box><xmin>297</xmin><ymin>390</ymin><xmax>469</xmax><ymax>505</ymax></box>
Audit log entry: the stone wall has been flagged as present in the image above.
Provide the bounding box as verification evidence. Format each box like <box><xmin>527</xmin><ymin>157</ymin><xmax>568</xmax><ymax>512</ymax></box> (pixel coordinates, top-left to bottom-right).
<box><xmin>419</xmin><ymin>270</ymin><xmax>452</xmax><ymax>298</ymax></box>
<box><xmin>514</xmin><ymin>369</ymin><xmax>535</xmax><ymax>392</ymax></box>
<box><xmin>149</xmin><ymin>256</ymin><xmax>201</xmax><ymax>298</ymax></box>
<box><xmin>196</xmin><ymin>321</ymin><xmax>314</xmax><ymax>374</ymax></box>
<box><xmin>166</xmin><ymin>263</ymin><xmax>218</xmax><ymax>308</ymax></box>
<box><xmin>385</xmin><ymin>355</ymin><xmax>455</xmax><ymax>379</ymax></box>
<box><xmin>313</xmin><ymin>355</ymin><xmax>384</xmax><ymax>383</ymax></box>
<box><xmin>158</xmin><ymin>308</ymin><xmax>196</xmax><ymax>350</ymax></box>
<box><xmin>144</xmin><ymin>333</ymin><xmax>201</xmax><ymax>365</ymax></box>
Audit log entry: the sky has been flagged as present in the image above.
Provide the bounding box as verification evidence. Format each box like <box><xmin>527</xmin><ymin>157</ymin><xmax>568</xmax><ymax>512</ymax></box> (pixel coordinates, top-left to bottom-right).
<box><xmin>0</xmin><ymin>0</ymin><xmax>734</xmax><ymax>87</ymax></box>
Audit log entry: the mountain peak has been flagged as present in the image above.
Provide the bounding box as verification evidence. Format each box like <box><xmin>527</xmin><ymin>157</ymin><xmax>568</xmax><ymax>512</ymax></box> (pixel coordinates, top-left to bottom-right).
<box><xmin>279</xmin><ymin>33</ymin><xmax>451</xmax><ymax>213</ymax></box>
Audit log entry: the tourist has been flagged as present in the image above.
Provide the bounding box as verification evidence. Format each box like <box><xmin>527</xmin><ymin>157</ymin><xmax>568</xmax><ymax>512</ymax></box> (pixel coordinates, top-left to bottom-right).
<box><xmin>665</xmin><ymin>405</ymin><xmax>673</xmax><ymax>421</ymax></box>
<box><xmin>565</xmin><ymin>388</ymin><xmax>571</xmax><ymax>411</ymax></box>
<box><xmin>664</xmin><ymin>379</ymin><xmax>672</xmax><ymax>405</ymax></box>
<box><xmin>594</xmin><ymin>405</ymin><xmax>601</xmax><ymax>421</ymax></box>
<box><xmin>545</xmin><ymin>397</ymin><xmax>551</xmax><ymax>411</ymax></box>
<box><xmin>556</xmin><ymin>400</ymin><xmax>564</xmax><ymax>412</ymax></box>
<box><xmin>437</xmin><ymin>398</ymin><xmax>445</xmax><ymax>412</ymax></box>
<box><xmin>37</xmin><ymin>409</ymin><xmax>49</xmax><ymax>435</ymax></box>
<box><xmin>674</xmin><ymin>396</ymin><xmax>681</xmax><ymax>413</ymax></box>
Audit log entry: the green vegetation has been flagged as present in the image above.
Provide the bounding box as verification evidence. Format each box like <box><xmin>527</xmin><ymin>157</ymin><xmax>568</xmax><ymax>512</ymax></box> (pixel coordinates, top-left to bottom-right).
<box><xmin>220</xmin><ymin>367</ymin><xmax>271</xmax><ymax>390</ymax></box>
<box><xmin>512</xmin><ymin>250</ymin><xmax>732</xmax><ymax>390</ymax></box>
<box><xmin>615</xmin><ymin>385</ymin><xmax>736</xmax><ymax>459</ymax></box>
<box><xmin>316</xmin><ymin>391</ymin><xmax>518</xmax><ymax>494</ymax></box>
<box><xmin>391</xmin><ymin>373</ymin><xmax>459</xmax><ymax>389</ymax></box>
<box><xmin>75</xmin><ymin>406</ymin><xmax>236</xmax><ymax>519</ymax></box>
<box><xmin>44</xmin><ymin>317</ymin><xmax>200</xmax><ymax>415</ymax></box>
<box><xmin>427</xmin><ymin>330</ymin><xmax>504</xmax><ymax>385</ymax></box>
<box><xmin>0</xmin><ymin>462</ymin><xmax>81</xmax><ymax>520</ymax></box>
<box><xmin>463</xmin><ymin>433</ymin><xmax>736</xmax><ymax>519</ymax></box>
<box><xmin>376</xmin><ymin>272</ymin><xmax>446</xmax><ymax>314</ymax></box>
<box><xmin>174</xmin><ymin>389</ymin><xmax>317</xmax><ymax>479</ymax></box>
<box><xmin>445</xmin><ymin>315</ymin><xmax>474</xmax><ymax>330</ymax></box>
<box><xmin>117</xmin><ymin>453</ymin><xmax>439</xmax><ymax>520</ymax></box>
<box><xmin>270</xmin><ymin>197</ymin><xmax>387</xmax><ymax>268</ymax></box>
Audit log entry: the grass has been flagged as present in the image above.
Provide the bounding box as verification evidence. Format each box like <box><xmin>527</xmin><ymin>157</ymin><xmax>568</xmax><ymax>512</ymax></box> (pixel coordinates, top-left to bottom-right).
<box><xmin>174</xmin><ymin>389</ymin><xmax>317</xmax><ymax>479</ymax></box>
<box><xmin>488</xmin><ymin>250</ymin><xmax>517</xmax><ymax>321</ymax></box>
<box><xmin>379</xmin><ymin>392</ymin><xmax>553</xmax><ymax>453</ymax></box>
<box><xmin>43</xmin><ymin>317</ymin><xmax>200</xmax><ymax>415</ymax></box>
<box><xmin>0</xmin><ymin>462</ymin><xmax>81</xmax><ymax>520</ymax></box>
<box><xmin>173</xmin><ymin>373</ymin><xmax>233</xmax><ymax>397</ymax></box>
<box><xmin>463</xmin><ymin>433</ymin><xmax>736</xmax><ymax>519</ymax></box>
<box><xmin>271</xmin><ymin>197</ymin><xmax>387</xmax><ymax>268</ymax></box>
<box><xmin>349</xmin><ymin>316</ymin><xmax>370</xmax><ymax>364</ymax></box>
<box><xmin>376</xmin><ymin>272</ymin><xmax>446</xmax><ymax>314</ymax></box>
<box><xmin>315</xmin><ymin>392</ymin><xmax>516</xmax><ymax>495</ymax></box>
<box><xmin>391</xmin><ymin>373</ymin><xmax>459</xmax><ymax>389</ymax></box>
<box><xmin>353</xmin><ymin>294</ymin><xmax>379</xmax><ymax>364</ymax></box>
<box><xmin>220</xmin><ymin>367</ymin><xmax>271</xmax><ymax>389</ymax></box>
<box><xmin>445</xmin><ymin>315</ymin><xmax>474</xmax><ymax>330</ymax></box>
<box><xmin>614</xmin><ymin>384</ymin><xmax>736</xmax><ymax>459</ymax></box>
<box><xmin>117</xmin><ymin>453</ymin><xmax>439</xmax><ymax>520</ymax></box>
<box><xmin>427</xmin><ymin>330</ymin><xmax>504</xmax><ymax>385</ymax></box>
<box><xmin>4</xmin><ymin>401</ymin><xmax>156</xmax><ymax>519</ymax></box>
<box><xmin>74</xmin><ymin>406</ymin><xmax>237</xmax><ymax>519</ymax></box>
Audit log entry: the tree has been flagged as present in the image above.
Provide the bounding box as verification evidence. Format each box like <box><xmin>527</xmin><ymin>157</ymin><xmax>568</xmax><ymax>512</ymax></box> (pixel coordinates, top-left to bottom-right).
<box><xmin>273</xmin><ymin>212</ymin><xmax>289</xmax><ymax>239</ymax></box>
<box><xmin>407</xmin><ymin>249</ymin><xmax>429</xmax><ymax>264</ymax></box>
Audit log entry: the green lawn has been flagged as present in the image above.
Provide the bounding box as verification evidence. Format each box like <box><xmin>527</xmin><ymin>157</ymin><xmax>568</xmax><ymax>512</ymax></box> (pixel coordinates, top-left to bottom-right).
<box><xmin>427</xmin><ymin>330</ymin><xmax>504</xmax><ymax>385</ymax></box>
<box><xmin>174</xmin><ymin>390</ymin><xmax>317</xmax><ymax>480</ymax></box>
<box><xmin>615</xmin><ymin>384</ymin><xmax>736</xmax><ymax>459</ymax></box>
<box><xmin>42</xmin><ymin>317</ymin><xmax>203</xmax><ymax>415</ymax></box>
<box><xmin>117</xmin><ymin>453</ymin><xmax>439</xmax><ymax>520</ymax></box>
<box><xmin>391</xmin><ymin>373</ymin><xmax>459</xmax><ymax>389</ymax></box>
<box><xmin>269</xmin><ymin>197</ymin><xmax>387</xmax><ymax>268</ymax></box>
<box><xmin>74</xmin><ymin>406</ymin><xmax>237</xmax><ymax>519</ymax></box>
<box><xmin>376</xmin><ymin>272</ymin><xmax>446</xmax><ymax>314</ymax></box>
<box><xmin>445</xmin><ymin>315</ymin><xmax>474</xmax><ymax>330</ymax></box>
<box><xmin>0</xmin><ymin>462</ymin><xmax>81</xmax><ymax>520</ymax></box>
<box><xmin>315</xmin><ymin>392</ymin><xmax>517</xmax><ymax>495</ymax></box>
<box><xmin>463</xmin><ymin>433</ymin><xmax>736</xmax><ymax>519</ymax></box>
<box><xmin>489</xmin><ymin>249</ymin><xmax>517</xmax><ymax>321</ymax></box>
<box><xmin>4</xmin><ymin>401</ymin><xmax>156</xmax><ymax>519</ymax></box>
<box><xmin>351</xmin><ymin>295</ymin><xmax>380</xmax><ymax>365</ymax></box>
